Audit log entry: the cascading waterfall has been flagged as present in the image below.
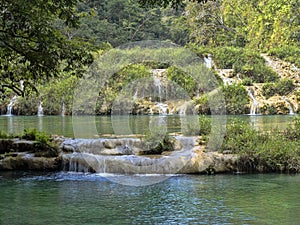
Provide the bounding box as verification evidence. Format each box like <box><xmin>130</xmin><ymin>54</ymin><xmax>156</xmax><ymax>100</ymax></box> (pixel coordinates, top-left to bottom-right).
<box><xmin>60</xmin><ymin>136</ymin><xmax>199</xmax><ymax>174</ymax></box>
<box><xmin>152</xmin><ymin>69</ymin><xmax>168</xmax><ymax>115</ymax></box>
<box><xmin>282</xmin><ymin>96</ymin><xmax>295</xmax><ymax>115</ymax></box>
<box><xmin>38</xmin><ymin>101</ymin><xmax>43</xmax><ymax>116</ymax></box>
<box><xmin>247</xmin><ymin>88</ymin><xmax>260</xmax><ymax>115</ymax></box>
<box><xmin>61</xmin><ymin>102</ymin><xmax>66</xmax><ymax>116</ymax></box>
<box><xmin>153</xmin><ymin>73</ymin><xmax>162</xmax><ymax>102</ymax></box>
<box><xmin>6</xmin><ymin>96</ymin><xmax>18</xmax><ymax>116</ymax></box>
<box><xmin>204</xmin><ymin>54</ymin><xmax>213</xmax><ymax>69</ymax></box>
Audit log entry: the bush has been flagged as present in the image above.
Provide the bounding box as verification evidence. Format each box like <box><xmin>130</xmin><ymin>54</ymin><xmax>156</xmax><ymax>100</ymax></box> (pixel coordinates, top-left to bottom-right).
<box><xmin>220</xmin><ymin>119</ymin><xmax>300</xmax><ymax>173</ymax></box>
<box><xmin>140</xmin><ymin>133</ymin><xmax>175</xmax><ymax>155</ymax></box>
<box><xmin>241</xmin><ymin>77</ymin><xmax>253</xmax><ymax>86</ymax></box>
<box><xmin>268</xmin><ymin>45</ymin><xmax>300</xmax><ymax>67</ymax></box>
<box><xmin>167</xmin><ymin>66</ymin><xmax>197</xmax><ymax>98</ymax></box>
<box><xmin>222</xmin><ymin>84</ymin><xmax>249</xmax><ymax>114</ymax></box>
<box><xmin>193</xmin><ymin>95</ymin><xmax>210</xmax><ymax>114</ymax></box>
<box><xmin>233</xmin><ymin>50</ymin><xmax>278</xmax><ymax>83</ymax></box>
<box><xmin>207</xmin><ymin>46</ymin><xmax>279</xmax><ymax>83</ymax></box>
<box><xmin>21</xmin><ymin>129</ymin><xmax>58</xmax><ymax>157</ymax></box>
<box><xmin>262</xmin><ymin>79</ymin><xmax>295</xmax><ymax>98</ymax></box>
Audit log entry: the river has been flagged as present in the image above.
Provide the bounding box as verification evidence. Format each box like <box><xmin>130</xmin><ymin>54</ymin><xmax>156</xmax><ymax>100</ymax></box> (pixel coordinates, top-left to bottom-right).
<box><xmin>1</xmin><ymin>115</ymin><xmax>300</xmax><ymax>224</ymax></box>
<box><xmin>0</xmin><ymin>171</ymin><xmax>300</xmax><ymax>224</ymax></box>
<box><xmin>0</xmin><ymin>114</ymin><xmax>298</xmax><ymax>137</ymax></box>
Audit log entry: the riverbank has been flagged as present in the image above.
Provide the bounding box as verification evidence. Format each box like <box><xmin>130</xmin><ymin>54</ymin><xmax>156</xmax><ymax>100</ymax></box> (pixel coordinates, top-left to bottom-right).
<box><xmin>1</xmin><ymin>117</ymin><xmax>300</xmax><ymax>174</ymax></box>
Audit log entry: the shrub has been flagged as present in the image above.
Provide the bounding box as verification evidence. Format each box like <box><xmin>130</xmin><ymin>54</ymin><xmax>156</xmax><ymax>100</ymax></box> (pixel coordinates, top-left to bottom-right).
<box><xmin>268</xmin><ymin>45</ymin><xmax>300</xmax><ymax>67</ymax></box>
<box><xmin>220</xmin><ymin>119</ymin><xmax>300</xmax><ymax>173</ymax></box>
<box><xmin>193</xmin><ymin>95</ymin><xmax>210</xmax><ymax>114</ymax></box>
<box><xmin>167</xmin><ymin>66</ymin><xmax>197</xmax><ymax>98</ymax></box>
<box><xmin>241</xmin><ymin>77</ymin><xmax>253</xmax><ymax>86</ymax></box>
<box><xmin>21</xmin><ymin>129</ymin><xmax>58</xmax><ymax>157</ymax></box>
<box><xmin>221</xmin><ymin>84</ymin><xmax>249</xmax><ymax>114</ymax></box>
<box><xmin>262</xmin><ymin>79</ymin><xmax>295</xmax><ymax>98</ymax></box>
<box><xmin>140</xmin><ymin>133</ymin><xmax>175</xmax><ymax>155</ymax></box>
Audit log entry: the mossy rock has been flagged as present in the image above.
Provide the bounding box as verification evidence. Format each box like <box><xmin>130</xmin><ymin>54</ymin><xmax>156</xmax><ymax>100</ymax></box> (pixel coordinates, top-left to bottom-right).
<box><xmin>0</xmin><ymin>139</ymin><xmax>14</xmax><ymax>154</ymax></box>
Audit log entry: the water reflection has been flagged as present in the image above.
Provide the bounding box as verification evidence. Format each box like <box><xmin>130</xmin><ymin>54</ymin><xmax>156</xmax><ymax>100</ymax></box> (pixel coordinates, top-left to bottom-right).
<box><xmin>0</xmin><ymin>114</ymin><xmax>299</xmax><ymax>137</ymax></box>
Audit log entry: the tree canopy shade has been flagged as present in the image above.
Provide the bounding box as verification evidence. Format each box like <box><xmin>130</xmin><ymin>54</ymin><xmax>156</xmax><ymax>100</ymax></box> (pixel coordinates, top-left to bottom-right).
<box><xmin>0</xmin><ymin>0</ymin><xmax>93</xmax><ymax>97</ymax></box>
<box><xmin>138</xmin><ymin>0</ymin><xmax>209</xmax><ymax>8</ymax></box>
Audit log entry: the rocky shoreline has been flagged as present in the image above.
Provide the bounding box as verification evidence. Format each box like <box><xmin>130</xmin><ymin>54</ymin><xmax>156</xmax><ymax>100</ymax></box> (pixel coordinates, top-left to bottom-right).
<box><xmin>0</xmin><ymin>136</ymin><xmax>238</xmax><ymax>174</ymax></box>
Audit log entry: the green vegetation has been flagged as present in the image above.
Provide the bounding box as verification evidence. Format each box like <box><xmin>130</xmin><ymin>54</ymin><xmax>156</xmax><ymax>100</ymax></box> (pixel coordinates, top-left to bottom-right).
<box><xmin>167</xmin><ymin>66</ymin><xmax>197</xmax><ymax>97</ymax></box>
<box><xmin>205</xmin><ymin>46</ymin><xmax>279</xmax><ymax>83</ymax></box>
<box><xmin>140</xmin><ymin>132</ymin><xmax>175</xmax><ymax>155</ymax></box>
<box><xmin>0</xmin><ymin>129</ymin><xmax>59</xmax><ymax>157</ymax></box>
<box><xmin>221</xmin><ymin>84</ymin><xmax>249</xmax><ymax>114</ymax></box>
<box><xmin>220</xmin><ymin>119</ymin><xmax>300</xmax><ymax>173</ymax></box>
<box><xmin>21</xmin><ymin>129</ymin><xmax>59</xmax><ymax>157</ymax></box>
<box><xmin>268</xmin><ymin>45</ymin><xmax>300</xmax><ymax>67</ymax></box>
<box><xmin>262</xmin><ymin>79</ymin><xmax>295</xmax><ymax>99</ymax></box>
<box><xmin>0</xmin><ymin>0</ymin><xmax>93</xmax><ymax>98</ymax></box>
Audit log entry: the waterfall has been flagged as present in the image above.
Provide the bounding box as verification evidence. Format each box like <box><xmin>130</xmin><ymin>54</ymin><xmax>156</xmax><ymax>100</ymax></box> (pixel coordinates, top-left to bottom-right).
<box><xmin>20</xmin><ymin>80</ymin><xmax>24</xmax><ymax>91</ymax></box>
<box><xmin>282</xmin><ymin>96</ymin><xmax>295</xmax><ymax>115</ymax></box>
<box><xmin>60</xmin><ymin>136</ymin><xmax>199</xmax><ymax>175</ymax></box>
<box><xmin>61</xmin><ymin>102</ymin><xmax>66</xmax><ymax>116</ymax></box>
<box><xmin>204</xmin><ymin>54</ymin><xmax>213</xmax><ymax>69</ymax></box>
<box><xmin>152</xmin><ymin>69</ymin><xmax>169</xmax><ymax>115</ymax></box>
<box><xmin>7</xmin><ymin>96</ymin><xmax>18</xmax><ymax>116</ymax></box>
<box><xmin>156</xmin><ymin>103</ymin><xmax>168</xmax><ymax>115</ymax></box>
<box><xmin>38</xmin><ymin>101</ymin><xmax>43</xmax><ymax>116</ymax></box>
<box><xmin>247</xmin><ymin>88</ymin><xmax>260</xmax><ymax>115</ymax></box>
<box><xmin>152</xmin><ymin>70</ymin><xmax>163</xmax><ymax>102</ymax></box>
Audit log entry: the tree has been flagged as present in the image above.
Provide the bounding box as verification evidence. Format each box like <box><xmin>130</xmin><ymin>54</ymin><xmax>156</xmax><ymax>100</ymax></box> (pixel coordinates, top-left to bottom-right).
<box><xmin>0</xmin><ymin>0</ymin><xmax>93</xmax><ymax>97</ymax></box>
<box><xmin>138</xmin><ymin>0</ymin><xmax>209</xmax><ymax>8</ymax></box>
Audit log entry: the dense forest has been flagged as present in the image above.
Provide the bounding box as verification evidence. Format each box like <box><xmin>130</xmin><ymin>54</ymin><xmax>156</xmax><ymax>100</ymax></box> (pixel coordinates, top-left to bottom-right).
<box><xmin>0</xmin><ymin>0</ymin><xmax>299</xmax><ymax>115</ymax></box>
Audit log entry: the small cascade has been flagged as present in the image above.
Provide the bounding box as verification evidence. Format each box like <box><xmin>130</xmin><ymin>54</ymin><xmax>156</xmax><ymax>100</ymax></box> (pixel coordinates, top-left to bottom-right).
<box><xmin>20</xmin><ymin>80</ymin><xmax>24</xmax><ymax>91</ymax></box>
<box><xmin>133</xmin><ymin>90</ymin><xmax>138</xmax><ymax>100</ymax></box>
<box><xmin>247</xmin><ymin>88</ymin><xmax>260</xmax><ymax>115</ymax></box>
<box><xmin>152</xmin><ymin>69</ymin><xmax>169</xmax><ymax>115</ymax></box>
<box><xmin>152</xmin><ymin>69</ymin><xmax>164</xmax><ymax>102</ymax></box>
<box><xmin>178</xmin><ymin>101</ymin><xmax>194</xmax><ymax>115</ymax></box>
<box><xmin>282</xmin><ymin>96</ymin><xmax>295</xmax><ymax>115</ymax></box>
<box><xmin>218</xmin><ymin>69</ymin><xmax>235</xmax><ymax>85</ymax></box>
<box><xmin>61</xmin><ymin>102</ymin><xmax>66</xmax><ymax>116</ymax></box>
<box><xmin>60</xmin><ymin>136</ymin><xmax>198</xmax><ymax>174</ymax></box>
<box><xmin>7</xmin><ymin>96</ymin><xmax>18</xmax><ymax>116</ymax></box>
<box><xmin>38</xmin><ymin>101</ymin><xmax>43</xmax><ymax>116</ymax></box>
<box><xmin>156</xmin><ymin>103</ymin><xmax>168</xmax><ymax>115</ymax></box>
<box><xmin>204</xmin><ymin>54</ymin><xmax>213</xmax><ymax>69</ymax></box>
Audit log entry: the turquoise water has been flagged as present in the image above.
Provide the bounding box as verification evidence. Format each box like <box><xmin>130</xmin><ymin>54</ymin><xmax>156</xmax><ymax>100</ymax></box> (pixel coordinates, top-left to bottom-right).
<box><xmin>0</xmin><ymin>172</ymin><xmax>300</xmax><ymax>225</ymax></box>
<box><xmin>0</xmin><ymin>115</ymin><xmax>298</xmax><ymax>137</ymax></box>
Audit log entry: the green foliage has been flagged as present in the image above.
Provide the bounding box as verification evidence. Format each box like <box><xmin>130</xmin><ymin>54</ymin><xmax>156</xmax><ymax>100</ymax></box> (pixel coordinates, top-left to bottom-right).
<box><xmin>185</xmin><ymin>0</ymin><xmax>299</xmax><ymax>49</ymax></box>
<box><xmin>97</xmin><ymin>64</ymin><xmax>151</xmax><ymax>114</ymax></box>
<box><xmin>268</xmin><ymin>45</ymin><xmax>300</xmax><ymax>67</ymax></box>
<box><xmin>198</xmin><ymin>115</ymin><xmax>211</xmax><ymax>135</ymax></box>
<box><xmin>220</xmin><ymin>119</ymin><xmax>300</xmax><ymax>173</ymax></box>
<box><xmin>22</xmin><ymin>129</ymin><xmax>50</xmax><ymax>145</ymax></box>
<box><xmin>21</xmin><ymin>129</ymin><xmax>58</xmax><ymax>157</ymax></box>
<box><xmin>0</xmin><ymin>131</ymin><xmax>9</xmax><ymax>139</ymax></box>
<box><xmin>262</xmin><ymin>79</ymin><xmax>295</xmax><ymax>98</ymax></box>
<box><xmin>210</xmin><ymin>46</ymin><xmax>278</xmax><ymax>83</ymax></box>
<box><xmin>222</xmin><ymin>84</ymin><xmax>249</xmax><ymax>114</ymax></box>
<box><xmin>140</xmin><ymin>133</ymin><xmax>175</xmax><ymax>155</ymax></box>
<box><xmin>138</xmin><ymin>0</ymin><xmax>206</xmax><ymax>8</ymax></box>
<box><xmin>241</xmin><ymin>77</ymin><xmax>253</xmax><ymax>86</ymax></box>
<box><xmin>75</xmin><ymin>0</ymin><xmax>189</xmax><ymax>47</ymax></box>
<box><xmin>212</xmin><ymin>46</ymin><xmax>242</xmax><ymax>69</ymax></box>
<box><xmin>193</xmin><ymin>95</ymin><xmax>210</xmax><ymax>114</ymax></box>
<box><xmin>167</xmin><ymin>66</ymin><xmax>197</xmax><ymax>97</ymax></box>
<box><xmin>0</xmin><ymin>0</ymin><xmax>93</xmax><ymax>96</ymax></box>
